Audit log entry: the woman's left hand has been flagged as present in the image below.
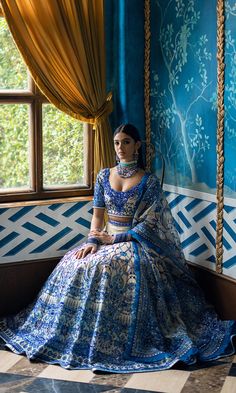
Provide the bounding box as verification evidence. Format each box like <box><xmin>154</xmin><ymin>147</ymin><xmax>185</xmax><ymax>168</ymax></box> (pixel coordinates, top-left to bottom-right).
<box><xmin>89</xmin><ymin>230</ymin><xmax>113</xmax><ymax>244</ymax></box>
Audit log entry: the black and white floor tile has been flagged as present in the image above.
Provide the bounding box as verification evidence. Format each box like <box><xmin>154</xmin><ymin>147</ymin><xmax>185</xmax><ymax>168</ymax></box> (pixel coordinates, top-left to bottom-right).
<box><xmin>0</xmin><ymin>350</ymin><xmax>236</xmax><ymax>393</ymax></box>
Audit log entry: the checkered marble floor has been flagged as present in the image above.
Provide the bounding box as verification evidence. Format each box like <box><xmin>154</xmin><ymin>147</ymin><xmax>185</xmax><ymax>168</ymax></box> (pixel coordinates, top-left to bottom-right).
<box><xmin>0</xmin><ymin>350</ymin><xmax>236</xmax><ymax>392</ymax></box>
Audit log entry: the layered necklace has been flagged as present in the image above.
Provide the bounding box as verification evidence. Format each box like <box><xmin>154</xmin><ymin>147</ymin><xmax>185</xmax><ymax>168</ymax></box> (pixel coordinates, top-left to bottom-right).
<box><xmin>116</xmin><ymin>160</ymin><xmax>139</xmax><ymax>178</ymax></box>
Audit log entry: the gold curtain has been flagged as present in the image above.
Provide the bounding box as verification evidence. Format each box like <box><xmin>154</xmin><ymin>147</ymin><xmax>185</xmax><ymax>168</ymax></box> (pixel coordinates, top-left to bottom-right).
<box><xmin>1</xmin><ymin>0</ymin><xmax>114</xmax><ymax>176</ymax></box>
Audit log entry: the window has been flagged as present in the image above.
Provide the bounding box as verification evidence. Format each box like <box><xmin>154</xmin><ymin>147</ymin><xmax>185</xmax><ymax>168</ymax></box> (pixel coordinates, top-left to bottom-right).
<box><xmin>0</xmin><ymin>17</ymin><xmax>93</xmax><ymax>202</ymax></box>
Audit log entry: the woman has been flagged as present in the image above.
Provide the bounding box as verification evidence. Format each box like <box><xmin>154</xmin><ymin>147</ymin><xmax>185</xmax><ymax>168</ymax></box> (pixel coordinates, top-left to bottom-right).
<box><xmin>0</xmin><ymin>123</ymin><xmax>235</xmax><ymax>373</ymax></box>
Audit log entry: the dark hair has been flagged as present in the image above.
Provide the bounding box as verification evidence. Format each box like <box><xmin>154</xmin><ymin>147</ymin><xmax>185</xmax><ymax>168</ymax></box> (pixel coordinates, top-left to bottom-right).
<box><xmin>113</xmin><ymin>123</ymin><xmax>145</xmax><ymax>169</ymax></box>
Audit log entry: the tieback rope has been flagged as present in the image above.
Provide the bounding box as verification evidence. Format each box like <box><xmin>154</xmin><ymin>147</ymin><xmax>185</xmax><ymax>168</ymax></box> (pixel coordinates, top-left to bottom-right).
<box><xmin>216</xmin><ymin>0</ymin><xmax>225</xmax><ymax>274</ymax></box>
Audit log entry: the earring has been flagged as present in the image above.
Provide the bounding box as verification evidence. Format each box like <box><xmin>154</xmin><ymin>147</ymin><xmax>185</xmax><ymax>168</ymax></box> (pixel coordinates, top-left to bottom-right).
<box><xmin>116</xmin><ymin>154</ymin><xmax>120</xmax><ymax>163</ymax></box>
<box><xmin>134</xmin><ymin>151</ymin><xmax>139</xmax><ymax>162</ymax></box>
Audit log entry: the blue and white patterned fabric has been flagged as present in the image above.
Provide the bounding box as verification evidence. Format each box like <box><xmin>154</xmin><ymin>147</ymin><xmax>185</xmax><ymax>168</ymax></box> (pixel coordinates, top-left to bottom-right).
<box><xmin>0</xmin><ymin>171</ymin><xmax>235</xmax><ymax>372</ymax></box>
<box><xmin>93</xmin><ymin>168</ymin><xmax>148</xmax><ymax>218</ymax></box>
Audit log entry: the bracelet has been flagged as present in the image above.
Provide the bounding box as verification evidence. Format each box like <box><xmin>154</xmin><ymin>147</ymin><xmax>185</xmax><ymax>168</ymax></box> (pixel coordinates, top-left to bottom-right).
<box><xmin>87</xmin><ymin>237</ymin><xmax>99</xmax><ymax>246</ymax></box>
<box><xmin>112</xmin><ymin>232</ymin><xmax>131</xmax><ymax>243</ymax></box>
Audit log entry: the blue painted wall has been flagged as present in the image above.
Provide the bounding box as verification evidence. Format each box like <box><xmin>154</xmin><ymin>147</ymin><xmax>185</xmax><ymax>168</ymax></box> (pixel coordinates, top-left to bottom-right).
<box><xmin>224</xmin><ymin>1</ymin><xmax>236</xmax><ymax>197</ymax></box>
<box><xmin>150</xmin><ymin>0</ymin><xmax>217</xmax><ymax>193</ymax></box>
<box><xmin>149</xmin><ymin>0</ymin><xmax>236</xmax><ymax>199</ymax></box>
<box><xmin>105</xmin><ymin>0</ymin><xmax>145</xmax><ymax>139</ymax></box>
<box><xmin>105</xmin><ymin>0</ymin><xmax>236</xmax><ymax>278</ymax></box>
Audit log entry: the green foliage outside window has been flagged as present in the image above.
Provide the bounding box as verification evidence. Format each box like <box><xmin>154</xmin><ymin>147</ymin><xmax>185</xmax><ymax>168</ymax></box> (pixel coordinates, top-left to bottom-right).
<box><xmin>0</xmin><ymin>18</ymin><xmax>84</xmax><ymax>191</ymax></box>
<box><xmin>43</xmin><ymin>105</ymin><xmax>84</xmax><ymax>187</ymax></box>
<box><xmin>0</xmin><ymin>18</ymin><xmax>28</xmax><ymax>89</ymax></box>
<box><xmin>0</xmin><ymin>104</ymin><xmax>30</xmax><ymax>189</ymax></box>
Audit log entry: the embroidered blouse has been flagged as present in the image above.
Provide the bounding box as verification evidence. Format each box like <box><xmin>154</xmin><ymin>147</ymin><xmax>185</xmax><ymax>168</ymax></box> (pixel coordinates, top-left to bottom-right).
<box><xmin>93</xmin><ymin>168</ymin><xmax>149</xmax><ymax>219</ymax></box>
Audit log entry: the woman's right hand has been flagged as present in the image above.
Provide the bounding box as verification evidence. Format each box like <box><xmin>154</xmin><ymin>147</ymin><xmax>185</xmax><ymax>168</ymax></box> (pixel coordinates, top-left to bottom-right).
<box><xmin>74</xmin><ymin>244</ymin><xmax>97</xmax><ymax>259</ymax></box>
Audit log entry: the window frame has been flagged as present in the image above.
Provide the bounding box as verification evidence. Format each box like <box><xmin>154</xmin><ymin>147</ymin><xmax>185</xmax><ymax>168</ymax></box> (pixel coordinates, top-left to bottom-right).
<box><xmin>0</xmin><ymin>72</ymin><xmax>94</xmax><ymax>203</ymax></box>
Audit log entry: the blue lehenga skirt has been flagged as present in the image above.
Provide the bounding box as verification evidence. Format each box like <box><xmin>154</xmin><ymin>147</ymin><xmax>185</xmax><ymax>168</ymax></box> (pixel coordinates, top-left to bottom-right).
<box><xmin>0</xmin><ymin>235</ymin><xmax>235</xmax><ymax>372</ymax></box>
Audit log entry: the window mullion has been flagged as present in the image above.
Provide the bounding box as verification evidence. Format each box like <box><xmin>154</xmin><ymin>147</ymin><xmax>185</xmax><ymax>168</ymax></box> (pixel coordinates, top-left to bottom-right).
<box><xmin>33</xmin><ymin>97</ymin><xmax>43</xmax><ymax>193</ymax></box>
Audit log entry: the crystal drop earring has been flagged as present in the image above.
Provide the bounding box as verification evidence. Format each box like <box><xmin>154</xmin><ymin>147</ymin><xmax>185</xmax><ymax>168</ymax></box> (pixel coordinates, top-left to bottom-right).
<box><xmin>134</xmin><ymin>151</ymin><xmax>139</xmax><ymax>162</ymax></box>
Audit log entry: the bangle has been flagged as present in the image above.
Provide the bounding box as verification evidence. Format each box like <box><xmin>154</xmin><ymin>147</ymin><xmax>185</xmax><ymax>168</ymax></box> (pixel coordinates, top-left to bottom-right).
<box><xmin>87</xmin><ymin>237</ymin><xmax>99</xmax><ymax>246</ymax></box>
<box><xmin>112</xmin><ymin>232</ymin><xmax>131</xmax><ymax>243</ymax></box>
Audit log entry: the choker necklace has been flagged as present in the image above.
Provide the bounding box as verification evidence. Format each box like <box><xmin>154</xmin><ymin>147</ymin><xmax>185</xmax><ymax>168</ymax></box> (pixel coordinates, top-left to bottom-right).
<box><xmin>116</xmin><ymin>160</ymin><xmax>139</xmax><ymax>178</ymax></box>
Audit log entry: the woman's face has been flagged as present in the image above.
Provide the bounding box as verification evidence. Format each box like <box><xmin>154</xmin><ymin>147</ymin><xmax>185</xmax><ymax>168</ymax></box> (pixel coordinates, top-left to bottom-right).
<box><xmin>114</xmin><ymin>132</ymin><xmax>141</xmax><ymax>162</ymax></box>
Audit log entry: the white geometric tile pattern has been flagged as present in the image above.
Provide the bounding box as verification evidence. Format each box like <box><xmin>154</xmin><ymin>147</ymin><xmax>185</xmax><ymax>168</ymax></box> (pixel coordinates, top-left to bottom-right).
<box><xmin>0</xmin><ymin>201</ymin><xmax>93</xmax><ymax>264</ymax></box>
<box><xmin>1</xmin><ymin>193</ymin><xmax>236</xmax><ymax>280</ymax></box>
<box><xmin>165</xmin><ymin>191</ymin><xmax>236</xmax><ymax>279</ymax></box>
<box><xmin>222</xmin><ymin>206</ymin><xmax>236</xmax><ymax>279</ymax></box>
